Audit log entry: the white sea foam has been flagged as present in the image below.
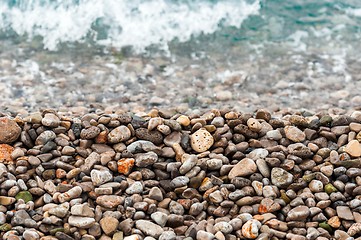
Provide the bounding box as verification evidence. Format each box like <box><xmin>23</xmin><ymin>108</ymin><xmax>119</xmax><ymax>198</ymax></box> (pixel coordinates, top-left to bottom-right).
<box><xmin>0</xmin><ymin>0</ymin><xmax>260</xmax><ymax>52</ymax></box>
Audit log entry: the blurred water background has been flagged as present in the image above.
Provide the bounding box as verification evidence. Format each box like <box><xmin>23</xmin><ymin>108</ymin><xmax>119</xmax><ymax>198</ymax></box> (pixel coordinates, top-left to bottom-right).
<box><xmin>1</xmin><ymin>0</ymin><xmax>361</xmax><ymax>114</ymax></box>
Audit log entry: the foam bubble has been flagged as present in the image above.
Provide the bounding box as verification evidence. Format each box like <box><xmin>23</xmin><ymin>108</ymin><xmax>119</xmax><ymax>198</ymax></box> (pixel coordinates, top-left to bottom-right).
<box><xmin>0</xmin><ymin>0</ymin><xmax>260</xmax><ymax>52</ymax></box>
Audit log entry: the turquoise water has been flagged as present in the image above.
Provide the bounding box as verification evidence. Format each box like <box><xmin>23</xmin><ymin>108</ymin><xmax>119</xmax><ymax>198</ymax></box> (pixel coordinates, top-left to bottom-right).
<box><xmin>1</xmin><ymin>0</ymin><xmax>361</xmax><ymax>56</ymax></box>
<box><xmin>1</xmin><ymin>0</ymin><xmax>361</xmax><ymax>112</ymax></box>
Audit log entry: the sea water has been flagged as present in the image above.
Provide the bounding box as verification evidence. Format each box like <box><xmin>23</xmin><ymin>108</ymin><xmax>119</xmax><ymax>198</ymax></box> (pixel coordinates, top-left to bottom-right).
<box><xmin>1</xmin><ymin>0</ymin><xmax>361</xmax><ymax>112</ymax></box>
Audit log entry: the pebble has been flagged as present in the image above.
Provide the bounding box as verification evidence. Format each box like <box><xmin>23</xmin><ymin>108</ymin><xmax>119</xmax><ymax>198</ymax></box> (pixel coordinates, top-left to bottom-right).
<box><xmin>0</xmin><ymin>144</ymin><xmax>15</xmax><ymax>164</ymax></box>
<box><xmin>100</xmin><ymin>216</ymin><xmax>119</xmax><ymax>235</ymax></box>
<box><xmin>336</xmin><ymin>206</ymin><xmax>354</xmax><ymax>220</ymax></box>
<box><xmin>345</xmin><ymin>139</ymin><xmax>361</xmax><ymax>157</ymax></box>
<box><xmin>284</xmin><ymin>126</ymin><xmax>306</xmax><ymax>142</ymax></box>
<box><xmin>0</xmin><ymin>117</ymin><xmax>21</xmax><ymax>143</ymax></box>
<box><xmin>196</xmin><ymin>230</ymin><xmax>215</xmax><ymax>240</ymax></box>
<box><xmin>91</xmin><ymin>169</ymin><xmax>113</xmax><ymax>186</ymax></box>
<box><xmin>190</xmin><ymin>128</ymin><xmax>214</xmax><ymax>153</ymax></box>
<box><xmin>228</xmin><ymin>158</ymin><xmax>257</xmax><ymax>179</ymax></box>
<box><xmin>286</xmin><ymin>206</ymin><xmax>310</xmax><ymax>221</ymax></box>
<box><xmin>68</xmin><ymin>216</ymin><xmax>95</xmax><ymax>228</ymax></box>
<box><xmin>242</xmin><ymin>219</ymin><xmax>261</xmax><ymax>239</ymax></box>
<box><xmin>271</xmin><ymin>167</ymin><xmax>294</xmax><ymax>188</ymax></box>
<box><xmin>135</xmin><ymin>220</ymin><xmax>164</xmax><ymax>238</ymax></box>
<box><xmin>151</xmin><ymin>212</ymin><xmax>168</xmax><ymax>227</ymax></box>
<box><xmin>125</xmin><ymin>181</ymin><xmax>143</xmax><ymax>194</ymax></box>
<box><xmin>108</xmin><ymin>126</ymin><xmax>131</xmax><ymax>143</ymax></box>
<box><xmin>42</xmin><ymin>113</ymin><xmax>60</xmax><ymax>128</ymax></box>
<box><xmin>96</xmin><ymin>195</ymin><xmax>123</xmax><ymax>208</ymax></box>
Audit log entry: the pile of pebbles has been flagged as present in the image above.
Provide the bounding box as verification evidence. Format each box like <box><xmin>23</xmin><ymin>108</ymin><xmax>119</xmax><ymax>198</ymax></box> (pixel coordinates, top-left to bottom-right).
<box><xmin>2</xmin><ymin>109</ymin><xmax>361</xmax><ymax>240</ymax></box>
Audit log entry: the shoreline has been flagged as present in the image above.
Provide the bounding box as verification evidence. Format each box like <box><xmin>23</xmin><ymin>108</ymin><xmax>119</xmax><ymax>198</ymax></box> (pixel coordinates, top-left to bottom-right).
<box><xmin>1</xmin><ymin>108</ymin><xmax>361</xmax><ymax>239</ymax></box>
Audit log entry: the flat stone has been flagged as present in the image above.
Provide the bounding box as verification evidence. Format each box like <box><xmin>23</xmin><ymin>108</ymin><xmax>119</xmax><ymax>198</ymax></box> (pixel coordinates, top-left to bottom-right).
<box><xmin>0</xmin><ymin>196</ymin><xmax>16</xmax><ymax>205</ymax></box>
<box><xmin>100</xmin><ymin>216</ymin><xmax>119</xmax><ymax>235</ymax></box>
<box><xmin>345</xmin><ymin>140</ymin><xmax>361</xmax><ymax>157</ymax></box>
<box><xmin>135</xmin><ymin>220</ymin><xmax>164</xmax><ymax>238</ymax></box>
<box><xmin>71</xmin><ymin>203</ymin><xmax>94</xmax><ymax>217</ymax></box>
<box><xmin>285</xmin><ymin>126</ymin><xmax>306</xmax><ymax>142</ymax></box>
<box><xmin>96</xmin><ymin>195</ymin><xmax>123</xmax><ymax>208</ymax></box>
<box><xmin>337</xmin><ymin>206</ymin><xmax>354</xmax><ymax>220</ymax></box>
<box><xmin>286</xmin><ymin>206</ymin><xmax>310</xmax><ymax>221</ymax></box>
<box><xmin>68</xmin><ymin>216</ymin><xmax>95</xmax><ymax>228</ymax></box>
<box><xmin>228</xmin><ymin>158</ymin><xmax>257</xmax><ymax>179</ymax></box>
<box><xmin>135</xmin><ymin>152</ymin><xmax>158</xmax><ymax>167</ymax></box>
<box><xmin>0</xmin><ymin>117</ymin><xmax>21</xmax><ymax>143</ymax></box>
<box><xmin>48</xmin><ymin>202</ymin><xmax>69</xmax><ymax>218</ymax></box>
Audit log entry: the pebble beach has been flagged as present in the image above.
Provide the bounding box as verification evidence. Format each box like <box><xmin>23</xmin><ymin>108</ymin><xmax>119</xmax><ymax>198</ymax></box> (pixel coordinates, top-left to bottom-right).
<box><xmin>2</xmin><ymin>1</ymin><xmax>361</xmax><ymax>239</ymax></box>
<box><xmin>1</xmin><ymin>108</ymin><xmax>361</xmax><ymax>239</ymax></box>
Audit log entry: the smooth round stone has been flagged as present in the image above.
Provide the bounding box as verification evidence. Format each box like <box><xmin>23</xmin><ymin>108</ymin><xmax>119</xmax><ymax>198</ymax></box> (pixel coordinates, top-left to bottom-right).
<box><xmin>284</xmin><ymin>126</ymin><xmax>306</xmax><ymax>142</ymax></box>
<box><xmin>336</xmin><ymin>206</ymin><xmax>354</xmax><ymax>220</ymax></box>
<box><xmin>190</xmin><ymin>129</ymin><xmax>214</xmax><ymax>153</ymax></box>
<box><xmin>214</xmin><ymin>222</ymin><xmax>233</xmax><ymax>234</ymax></box>
<box><xmin>42</xmin><ymin>113</ymin><xmax>60</xmax><ymax>128</ymax></box>
<box><xmin>171</xmin><ymin>176</ymin><xmax>189</xmax><ymax>188</ymax></box>
<box><xmin>242</xmin><ymin>219</ymin><xmax>261</xmax><ymax>239</ymax></box>
<box><xmin>286</xmin><ymin>206</ymin><xmax>310</xmax><ymax>221</ymax></box>
<box><xmin>23</xmin><ymin>229</ymin><xmax>40</xmax><ymax>240</ymax></box>
<box><xmin>108</xmin><ymin>126</ymin><xmax>131</xmax><ymax>143</ymax></box>
<box><xmin>176</xmin><ymin>115</ymin><xmax>191</xmax><ymax>127</ymax></box>
<box><xmin>266</xmin><ymin>130</ymin><xmax>282</xmax><ymax>140</ymax></box>
<box><xmin>0</xmin><ymin>117</ymin><xmax>21</xmax><ymax>143</ymax></box>
<box><xmin>135</xmin><ymin>128</ymin><xmax>163</xmax><ymax>145</ymax></box>
<box><xmin>228</xmin><ymin>158</ymin><xmax>257</xmax><ymax>179</ymax></box>
<box><xmin>149</xmin><ymin>187</ymin><xmax>163</xmax><ymax>201</ymax></box>
<box><xmin>48</xmin><ymin>202</ymin><xmax>69</xmax><ymax>218</ymax></box>
<box><xmin>0</xmin><ymin>196</ymin><xmax>16</xmax><ymax>205</ymax></box>
<box><xmin>271</xmin><ymin>167</ymin><xmax>293</xmax><ymax>188</ymax></box>
<box><xmin>196</xmin><ymin>230</ymin><xmax>215</xmax><ymax>240</ymax></box>
<box><xmin>169</xmin><ymin>201</ymin><xmax>184</xmax><ymax>215</ymax></box>
<box><xmin>247</xmin><ymin>118</ymin><xmax>262</xmax><ymax>132</ymax></box>
<box><xmin>309</xmin><ymin>180</ymin><xmax>323</xmax><ymax>193</ymax></box>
